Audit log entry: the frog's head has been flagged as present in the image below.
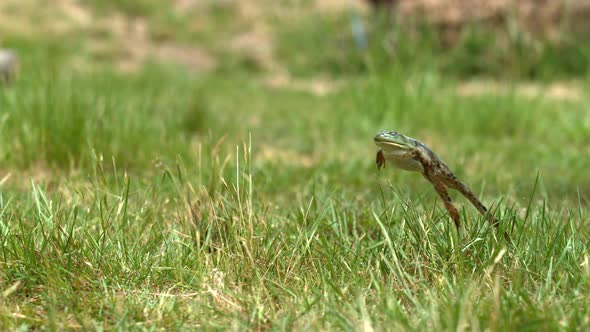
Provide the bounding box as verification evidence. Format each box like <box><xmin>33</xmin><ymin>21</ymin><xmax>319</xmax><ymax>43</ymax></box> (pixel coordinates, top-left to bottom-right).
<box><xmin>373</xmin><ymin>131</ymin><xmax>415</xmax><ymax>152</ymax></box>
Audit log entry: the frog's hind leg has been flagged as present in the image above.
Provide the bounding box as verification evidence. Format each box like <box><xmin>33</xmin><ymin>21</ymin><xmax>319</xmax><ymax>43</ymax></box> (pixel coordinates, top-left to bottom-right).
<box><xmin>444</xmin><ymin>178</ymin><xmax>500</xmax><ymax>229</ymax></box>
<box><xmin>425</xmin><ymin>175</ymin><xmax>461</xmax><ymax>231</ymax></box>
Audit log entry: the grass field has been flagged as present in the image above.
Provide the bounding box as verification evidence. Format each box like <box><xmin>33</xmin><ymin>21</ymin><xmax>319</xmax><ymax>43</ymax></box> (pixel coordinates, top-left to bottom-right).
<box><xmin>1</xmin><ymin>1</ymin><xmax>590</xmax><ymax>330</ymax></box>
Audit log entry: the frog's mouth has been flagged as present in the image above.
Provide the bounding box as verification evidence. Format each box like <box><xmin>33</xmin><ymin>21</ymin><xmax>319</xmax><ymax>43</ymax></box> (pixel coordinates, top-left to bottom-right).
<box><xmin>375</xmin><ymin>140</ymin><xmax>403</xmax><ymax>147</ymax></box>
<box><xmin>374</xmin><ymin>138</ymin><xmax>409</xmax><ymax>150</ymax></box>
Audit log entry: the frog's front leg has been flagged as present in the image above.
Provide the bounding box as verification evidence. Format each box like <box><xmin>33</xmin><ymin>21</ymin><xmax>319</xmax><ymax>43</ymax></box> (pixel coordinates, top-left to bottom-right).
<box><xmin>376</xmin><ymin>150</ymin><xmax>386</xmax><ymax>169</ymax></box>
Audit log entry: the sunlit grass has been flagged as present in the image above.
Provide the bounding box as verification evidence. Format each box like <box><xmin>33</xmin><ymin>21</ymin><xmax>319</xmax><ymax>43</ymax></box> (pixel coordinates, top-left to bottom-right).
<box><xmin>0</xmin><ymin>142</ymin><xmax>588</xmax><ymax>329</ymax></box>
<box><xmin>1</xmin><ymin>0</ymin><xmax>590</xmax><ymax>330</ymax></box>
<box><xmin>2</xmin><ymin>53</ymin><xmax>590</xmax><ymax>328</ymax></box>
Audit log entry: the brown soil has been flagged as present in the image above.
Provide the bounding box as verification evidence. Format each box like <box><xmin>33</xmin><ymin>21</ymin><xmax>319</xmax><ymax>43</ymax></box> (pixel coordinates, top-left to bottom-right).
<box><xmin>265</xmin><ymin>72</ymin><xmax>340</xmax><ymax>97</ymax></box>
<box><xmin>93</xmin><ymin>14</ymin><xmax>216</xmax><ymax>72</ymax></box>
<box><xmin>456</xmin><ymin>80</ymin><xmax>582</xmax><ymax>101</ymax></box>
<box><xmin>393</xmin><ymin>0</ymin><xmax>590</xmax><ymax>41</ymax></box>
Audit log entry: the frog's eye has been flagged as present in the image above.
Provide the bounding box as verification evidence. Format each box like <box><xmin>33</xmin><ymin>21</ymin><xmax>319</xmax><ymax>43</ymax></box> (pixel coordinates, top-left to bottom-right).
<box><xmin>389</xmin><ymin>131</ymin><xmax>398</xmax><ymax>136</ymax></box>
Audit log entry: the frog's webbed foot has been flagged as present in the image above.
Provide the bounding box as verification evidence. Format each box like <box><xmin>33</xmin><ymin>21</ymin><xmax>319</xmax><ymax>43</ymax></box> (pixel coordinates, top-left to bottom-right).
<box><xmin>376</xmin><ymin>150</ymin><xmax>386</xmax><ymax>170</ymax></box>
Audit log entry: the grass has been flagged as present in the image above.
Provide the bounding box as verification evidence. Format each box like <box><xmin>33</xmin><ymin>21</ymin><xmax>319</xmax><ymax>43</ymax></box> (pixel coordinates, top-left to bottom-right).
<box><xmin>0</xmin><ymin>54</ymin><xmax>210</xmax><ymax>169</ymax></box>
<box><xmin>1</xmin><ymin>1</ymin><xmax>590</xmax><ymax>330</ymax></box>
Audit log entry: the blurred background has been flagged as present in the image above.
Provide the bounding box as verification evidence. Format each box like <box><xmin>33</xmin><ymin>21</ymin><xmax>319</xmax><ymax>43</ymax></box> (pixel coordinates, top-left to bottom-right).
<box><xmin>1</xmin><ymin>0</ymin><xmax>589</xmax><ymax>203</ymax></box>
<box><xmin>3</xmin><ymin>0</ymin><xmax>589</xmax><ymax>78</ymax></box>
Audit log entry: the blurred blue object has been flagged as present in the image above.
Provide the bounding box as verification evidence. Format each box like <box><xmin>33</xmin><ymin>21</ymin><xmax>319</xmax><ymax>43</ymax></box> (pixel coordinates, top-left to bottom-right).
<box><xmin>349</xmin><ymin>8</ymin><xmax>367</xmax><ymax>51</ymax></box>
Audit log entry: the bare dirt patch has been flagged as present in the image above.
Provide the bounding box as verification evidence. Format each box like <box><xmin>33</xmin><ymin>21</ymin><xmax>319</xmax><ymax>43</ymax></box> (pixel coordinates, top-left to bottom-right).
<box><xmin>155</xmin><ymin>43</ymin><xmax>216</xmax><ymax>72</ymax></box>
<box><xmin>265</xmin><ymin>72</ymin><xmax>341</xmax><ymax>96</ymax></box>
<box><xmin>173</xmin><ymin>0</ymin><xmax>205</xmax><ymax>11</ymax></box>
<box><xmin>229</xmin><ymin>25</ymin><xmax>276</xmax><ymax>71</ymax></box>
<box><xmin>91</xmin><ymin>14</ymin><xmax>217</xmax><ymax>73</ymax></box>
<box><xmin>0</xmin><ymin>0</ymin><xmax>77</xmax><ymax>37</ymax></box>
<box><xmin>258</xmin><ymin>144</ymin><xmax>317</xmax><ymax>168</ymax></box>
<box><xmin>457</xmin><ymin>80</ymin><xmax>583</xmax><ymax>101</ymax></box>
<box><xmin>395</xmin><ymin>0</ymin><xmax>590</xmax><ymax>42</ymax></box>
<box><xmin>89</xmin><ymin>14</ymin><xmax>214</xmax><ymax>72</ymax></box>
<box><xmin>1</xmin><ymin>0</ymin><xmax>217</xmax><ymax>73</ymax></box>
<box><xmin>314</xmin><ymin>0</ymin><xmax>368</xmax><ymax>13</ymax></box>
<box><xmin>0</xmin><ymin>165</ymin><xmax>82</xmax><ymax>203</ymax></box>
<box><xmin>58</xmin><ymin>0</ymin><xmax>92</xmax><ymax>26</ymax></box>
